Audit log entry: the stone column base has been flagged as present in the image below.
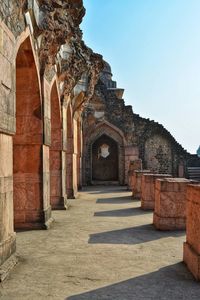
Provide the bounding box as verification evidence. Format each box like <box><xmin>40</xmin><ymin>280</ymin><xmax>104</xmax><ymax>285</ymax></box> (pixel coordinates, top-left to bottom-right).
<box><xmin>51</xmin><ymin>197</ymin><xmax>67</xmax><ymax>210</ymax></box>
<box><xmin>15</xmin><ymin>207</ymin><xmax>54</xmax><ymax>231</ymax></box>
<box><xmin>183</xmin><ymin>242</ymin><xmax>200</xmax><ymax>280</ymax></box>
<box><xmin>0</xmin><ymin>254</ymin><xmax>18</xmax><ymax>282</ymax></box>
<box><xmin>141</xmin><ymin>200</ymin><xmax>154</xmax><ymax>210</ymax></box>
<box><xmin>0</xmin><ymin>234</ymin><xmax>17</xmax><ymax>282</ymax></box>
<box><xmin>153</xmin><ymin>213</ymin><xmax>186</xmax><ymax>230</ymax></box>
<box><xmin>132</xmin><ymin>192</ymin><xmax>140</xmax><ymax>200</ymax></box>
<box><xmin>67</xmin><ymin>188</ymin><xmax>76</xmax><ymax>199</ymax></box>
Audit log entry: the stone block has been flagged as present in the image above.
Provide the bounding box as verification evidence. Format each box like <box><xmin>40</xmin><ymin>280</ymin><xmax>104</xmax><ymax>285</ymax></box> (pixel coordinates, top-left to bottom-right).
<box><xmin>153</xmin><ymin>178</ymin><xmax>193</xmax><ymax>230</ymax></box>
<box><xmin>132</xmin><ymin>170</ymin><xmax>151</xmax><ymax>199</ymax></box>
<box><xmin>141</xmin><ymin>173</ymin><xmax>172</xmax><ymax>210</ymax></box>
<box><xmin>127</xmin><ymin>159</ymin><xmax>142</xmax><ymax>190</ymax></box>
<box><xmin>183</xmin><ymin>184</ymin><xmax>200</xmax><ymax>280</ymax></box>
<box><xmin>0</xmin><ymin>133</ymin><xmax>16</xmax><ymax>279</ymax></box>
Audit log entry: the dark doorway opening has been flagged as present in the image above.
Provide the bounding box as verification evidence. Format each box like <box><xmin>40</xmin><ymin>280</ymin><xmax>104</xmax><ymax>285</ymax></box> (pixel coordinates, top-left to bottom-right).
<box><xmin>92</xmin><ymin>135</ymin><xmax>118</xmax><ymax>181</ymax></box>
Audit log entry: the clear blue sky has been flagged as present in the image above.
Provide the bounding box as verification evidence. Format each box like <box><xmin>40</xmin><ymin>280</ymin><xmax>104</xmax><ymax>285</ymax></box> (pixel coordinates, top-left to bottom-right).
<box><xmin>81</xmin><ymin>0</ymin><xmax>200</xmax><ymax>154</ymax></box>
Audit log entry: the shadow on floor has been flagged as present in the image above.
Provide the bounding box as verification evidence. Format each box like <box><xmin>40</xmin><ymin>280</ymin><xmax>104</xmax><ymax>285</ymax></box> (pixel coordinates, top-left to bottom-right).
<box><xmin>88</xmin><ymin>224</ymin><xmax>185</xmax><ymax>245</ymax></box>
<box><xmin>94</xmin><ymin>207</ymin><xmax>151</xmax><ymax>217</ymax></box>
<box><xmin>66</xmin><ymin>263</ymin><xmax>200</xmax><ymax>300</ymax></box>
<box><xmin>83</xmin><ymin>186</ymin><xmax>128</xmax><ymax>195</ymax></box>
<box><xmin>96</xmin><ymin>196</ymin><xmax>134</xmax><ymax>204</ymax></box>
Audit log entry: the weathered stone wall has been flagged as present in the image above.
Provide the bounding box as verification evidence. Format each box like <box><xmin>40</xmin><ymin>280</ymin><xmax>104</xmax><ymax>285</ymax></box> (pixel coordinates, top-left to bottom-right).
<box><xmin>0</xmin><ymin>1</ymin><xmax>25</xmax><ymax>37</ymax></box>
<box><xmin>0</xmin><ymin>21</ymin><xmax>17</xmax><ymax>278</ymax></box>
<box><xmin>0</xmin><ymin>0</ymin><xmax>103</xmax><ymax>279</ymax></box>
<box><xmin>83</xmin><ymin>61</ymin><xmax>197</xmax><ymax>184</ymax></box>
<box><xmin>144</xmin><ymin>134</ymin><xmax>172</xmax><ymax>174</ymax></box>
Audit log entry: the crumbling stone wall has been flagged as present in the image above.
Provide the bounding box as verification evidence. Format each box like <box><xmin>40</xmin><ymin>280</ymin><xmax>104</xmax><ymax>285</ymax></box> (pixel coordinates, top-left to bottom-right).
<box><xmin>144</xmin><ymin>135</ymin><xmax>172</xmax><ymax>174</ymax></box>
<box><xmin>83</xmin><ymin>61</ymin><xmax>197</xmax><ymax>184</ymax></box>
<box><xmin>0</xmin><ymin>0</ymin><xmax>103</xmax><ymax>280</ymax></box>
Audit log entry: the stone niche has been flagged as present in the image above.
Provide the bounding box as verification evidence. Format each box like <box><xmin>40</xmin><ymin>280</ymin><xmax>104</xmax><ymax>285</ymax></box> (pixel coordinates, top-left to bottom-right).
<box><xmin>183</xmin><ymin>184</ymin><xmax>200</xmax><ymax>280</ymax></box>
<box><xmin>141</xmin><ymin>173</ymin><xmax>172</xmax><ymax>210</ymax></box>
<box><xmin>153</xmin><ymin>178</ymin><xmax>194</xmax><ymax>230</ymax></box>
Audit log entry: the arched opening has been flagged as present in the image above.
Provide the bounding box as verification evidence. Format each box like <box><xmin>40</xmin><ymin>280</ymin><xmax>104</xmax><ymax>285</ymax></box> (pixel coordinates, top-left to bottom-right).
<box><xmin>66</xmin><ymin>105</ymin><xmax>74</xmax><ymax>198</ymax></box>
<box><xmin>92</xmin><ymin>134</ymin><xmax>119</xmax><ymax>182</ymax></box>
<box><xmin>50</xmin><ymin>82</ymin><xmax>63</xmax><ymax>209</ymax></box>
<box><xmin>14</xmin><ymin>37</ymin><xmax>43</xmax><ymax>230</ymax></box>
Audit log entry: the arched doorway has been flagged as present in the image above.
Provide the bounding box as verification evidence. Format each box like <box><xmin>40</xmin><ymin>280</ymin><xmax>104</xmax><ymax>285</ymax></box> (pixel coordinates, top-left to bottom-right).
<box><xmin>50</xmin><ymin>82</ymin><xmax>63</xmax><ymax>209</ymax></box>
<box><xmin>92</xmin><ymin>134</ymin><xmax>119</xmax><ymax>182</ymax></box>
<box><xmin>14</xmin><ymin>37</ymin><xmax>43</xmax><ymax>230</ymax></box>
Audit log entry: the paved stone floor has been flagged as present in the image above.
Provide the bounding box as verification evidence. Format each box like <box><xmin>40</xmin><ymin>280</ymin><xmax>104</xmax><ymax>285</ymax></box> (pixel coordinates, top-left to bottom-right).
<box><xmin>1</xmin><ymin>186</ymin><xmax>200</xmax><ymax>300</ymax></box>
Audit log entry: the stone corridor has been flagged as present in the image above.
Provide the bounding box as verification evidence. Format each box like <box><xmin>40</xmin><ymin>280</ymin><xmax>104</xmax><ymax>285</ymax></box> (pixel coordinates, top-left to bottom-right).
<box><xmin>1</xmin><ymin>186</ymin><xmax>200</xmax><ymax>300</ymax></box>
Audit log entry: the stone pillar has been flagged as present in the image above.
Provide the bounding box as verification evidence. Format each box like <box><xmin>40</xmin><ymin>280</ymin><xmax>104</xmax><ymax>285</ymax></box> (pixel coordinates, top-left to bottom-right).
<box><xmin>62</xmin><ymin>106</ymin><xmax>68</xmax><ymax>206</ymax></box>
<box><xmin>127</xmin><ymin>159</ymin><xmax>142</xmax><ymax>190</ymax></box>
<box><xmin>183</xmin><ymin>184</ymin><xmax>200</xmax><ymax>280</ymax></box>
<box><xmin>73</xmin><ymin>118</ymin><xmax>78</xmax><ymax>197</ymax></box>
<box><xmin>77</xmin><ymin>119</ymin><xmax>83</xmax><ymax>189</ymax></box>
<box><xmin>153</xmin><ymin>178</ymin><xmax>193</xmax><ymax>230</ymax></box>
<box><xmin>42</xmin><ymin>146</ymin><xmax>54</xmax><ymax>227</ymax></box>
<box><xmin>66</xmin><ymin>105</ymin><xmax>75</xmax><ymax>199</ymax></box>
<box><xmin>66</xmin><ymin>151</ymin><xmax>74</xmax><ymax>199</ymax></box>
<box><xmin>132</xmin><ymin>170</ymin><xmax>150</xmax><ymax>199</ymax></box>
<box><xmin>0</xmin><ymin>134</ymin><xmax>17</xmax><ymax>281</ymax></box>
<box><xmin>125</xmin><ymin>146</ymin><xmax>139</xmax><ymax>184</ymax></box>
<box><xmin>141</xmin><ymin>173</ymin><xmax>172</xmax><ymax>210</ymax></box>
<box><xmin>0</xmin><ymin>23</ymin><xmax>17</xmax><ymax>280</ymax></box>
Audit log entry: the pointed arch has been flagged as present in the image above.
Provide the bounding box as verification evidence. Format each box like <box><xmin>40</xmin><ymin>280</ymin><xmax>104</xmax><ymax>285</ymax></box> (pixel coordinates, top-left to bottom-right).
<box><xmin>14</xmin><ymin>36</ymin><xmax>44</xmax><ymax>229</ymax></box>
<box><xmin>83</xmin><ymin>121</ymin><xmax>126</xmax><ymax>185</ymax></box>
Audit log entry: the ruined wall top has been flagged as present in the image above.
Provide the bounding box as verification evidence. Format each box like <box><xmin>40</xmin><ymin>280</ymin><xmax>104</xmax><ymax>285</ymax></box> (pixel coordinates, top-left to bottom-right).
<box><xmin>0</xmin><ymin>0</ymin><xmax>104</xmax><ymax>103</ymax></box>
<box><xmin>83</xmin><ymin>59</ymin><xmax>193</xmax><ymax>159</ymax></box>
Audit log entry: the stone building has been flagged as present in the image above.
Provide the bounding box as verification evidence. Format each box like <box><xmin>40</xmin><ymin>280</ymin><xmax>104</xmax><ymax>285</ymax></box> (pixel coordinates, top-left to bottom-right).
<box><xmin>0</xmin><ymin>0</ymin><xmax>200</xmax><ymax>283</ymax></box>
<box><xmin>0</xmin><ymin>0</ymin><xmax>103</xmax><ymax>280</ymax></box>
<box><xmin>82</xmin><ymin>61</ymin><xmax>198</xmax><ymax>185</ymax></box>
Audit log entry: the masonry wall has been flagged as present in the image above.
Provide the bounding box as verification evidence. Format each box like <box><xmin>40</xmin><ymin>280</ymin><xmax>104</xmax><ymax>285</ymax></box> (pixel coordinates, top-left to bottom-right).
<box><xmin>0</xmin><ymin>20</ymin><xmax>17</xmax><ymax>270</ymax></box>
<box><xmin>82</xmin><ymin>62</ymin><xmax>196</xmax><ymax>185</ymax></box>
<box><xmin>0</xmin><ymin>0</ymin><xmax>103</xmax><ymax>278</ymax></box>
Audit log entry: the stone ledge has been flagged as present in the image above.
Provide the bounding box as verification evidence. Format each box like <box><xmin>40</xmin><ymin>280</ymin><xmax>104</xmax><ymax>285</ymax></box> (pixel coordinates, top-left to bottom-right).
<box><xmin>153</xmin><ymin>212</ymin><xmax>186</xmax><ymax>230</ymax></box>
<box><xmin>183</xmin><ymin>242</ymin><xmax>200</xmax><ymax>281</ymax></box>
<box><xmin>0</xmin><ymin>254</ymin><xmax>18</xmax><ymax>282</ymax></box>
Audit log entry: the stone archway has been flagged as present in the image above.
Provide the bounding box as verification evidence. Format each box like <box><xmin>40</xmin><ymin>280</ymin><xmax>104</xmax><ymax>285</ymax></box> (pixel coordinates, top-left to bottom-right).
<box><xmin>92</xmin><ymin>134</ymin><xmax>119</xmax><ymax>182</ymax></box>
<box><xmin>50</xmin><ymin>81</ymin><xmax>63</xmax><ymax>209</ymax></box>
<box><xmin>14</xmin><ymin>37</ymin><xmax>43</xmax><ymax>230</ymax></box>
<box><xmin>83</xmin><ymin>121</ymin><xmax>125</xmax><ymax>185</ymax></box>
